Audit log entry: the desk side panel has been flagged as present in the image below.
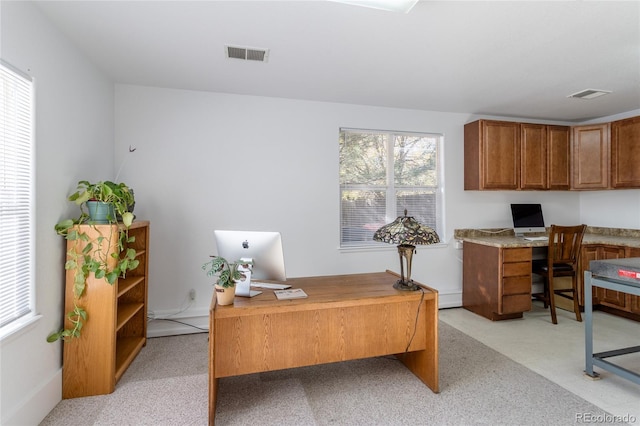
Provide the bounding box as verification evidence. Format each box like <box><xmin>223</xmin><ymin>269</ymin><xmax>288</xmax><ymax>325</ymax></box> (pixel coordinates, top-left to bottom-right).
<box><xmin>209</xmin><ymin>294</ymin><xmax>218</xmax><ymax>425</ymax></box>
<box><xmin>463</xmin><ymin>242</ymin><xmax>500</xmax><ymax>319</ymax></box>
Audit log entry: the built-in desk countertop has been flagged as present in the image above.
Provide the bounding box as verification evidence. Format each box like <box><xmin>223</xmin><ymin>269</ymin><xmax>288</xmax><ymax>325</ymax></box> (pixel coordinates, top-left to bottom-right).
<box><xmin>454</xmin><ymin>226</ymin><xmax>640</xmax><ymax>321</ymax></box>
<box><xmin>454</xmin><ymin>227</ymin><xmax>640</xmax><ymax>249</ymax></box>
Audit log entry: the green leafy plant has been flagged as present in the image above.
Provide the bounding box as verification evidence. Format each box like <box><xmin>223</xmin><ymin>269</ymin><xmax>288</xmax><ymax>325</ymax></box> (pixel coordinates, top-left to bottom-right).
<box><xmin>47</xmin><ymin>181</ymin><xmax>138</xmax><ymax>342</ymax></box>
<box><xmin>202</xmin><ymin>256</ymin><xmax>253</xmax><ymax>288</ymax></box>
<box><xmin>68</xmin><ymin>180</ymin><xmax>135</xmax><ymax>227</ymax></box>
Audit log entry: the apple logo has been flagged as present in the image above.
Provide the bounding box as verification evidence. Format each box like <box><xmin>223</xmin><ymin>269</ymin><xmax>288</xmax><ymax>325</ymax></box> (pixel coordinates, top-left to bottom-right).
<box><xmin>242</xmin><ymin>240</ymin><xmax>249</xmax><ymax>249</ymax></box>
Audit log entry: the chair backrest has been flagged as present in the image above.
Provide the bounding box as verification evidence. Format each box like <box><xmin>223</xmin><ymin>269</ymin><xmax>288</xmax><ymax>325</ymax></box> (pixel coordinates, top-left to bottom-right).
<box><xmin>547</xmin><ymin>224</ymin><xmax>587</xmax><ymax>267</ymax></box>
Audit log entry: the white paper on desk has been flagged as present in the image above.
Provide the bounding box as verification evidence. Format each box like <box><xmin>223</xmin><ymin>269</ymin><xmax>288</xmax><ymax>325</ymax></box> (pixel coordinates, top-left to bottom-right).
<box><xmin>274</xmin><ymin>288</ymin><xmax>308</xmax><ymax>300</ymax></box>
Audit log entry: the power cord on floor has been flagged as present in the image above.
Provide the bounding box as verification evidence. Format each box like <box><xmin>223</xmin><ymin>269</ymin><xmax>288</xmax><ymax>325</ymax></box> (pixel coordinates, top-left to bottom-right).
<box><xmin>147</xmin><ymin>297</ymin><xmax>209</xmax><ymax>334</ymax></box>
<box><xmin>147</xmin><ymin>317</ymin><xmax>208</xmax><ymax>333</ymax></box>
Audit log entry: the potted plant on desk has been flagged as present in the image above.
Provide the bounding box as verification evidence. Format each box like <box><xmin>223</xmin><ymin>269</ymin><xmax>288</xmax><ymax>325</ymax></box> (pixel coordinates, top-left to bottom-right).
<box><xmin>202</xmin><ymin>256</ymin><xmax>253</xmax><ymax>305</ymax></box>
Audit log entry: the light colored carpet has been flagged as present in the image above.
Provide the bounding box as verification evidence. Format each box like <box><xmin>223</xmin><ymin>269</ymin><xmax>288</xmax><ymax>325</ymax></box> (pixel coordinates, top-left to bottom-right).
<box><xmin>41</xmin><ymin>322</ymin><xmax>621</xmax><ymax>425</ymax></box>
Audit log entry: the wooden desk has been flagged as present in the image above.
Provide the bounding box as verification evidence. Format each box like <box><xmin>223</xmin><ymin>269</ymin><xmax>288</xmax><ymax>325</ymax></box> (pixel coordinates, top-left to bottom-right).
<box><xmin>460</xmin><ymin>233</ymin><xmax>640</xmax><ymax>321</ymax></box>
<box><xmin>208</xmin><ymin>271</ymin><xmax>439</xmax><ymax>425</ymax></box>
<box><xmin>463</xmin><ymin>242</ymin><xmax>535</xmax><ymax>321</ymax></box>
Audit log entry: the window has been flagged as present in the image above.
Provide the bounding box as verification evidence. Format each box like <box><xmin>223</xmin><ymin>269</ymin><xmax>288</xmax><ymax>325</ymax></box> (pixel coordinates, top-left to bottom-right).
<box><xmin>0</xmin><ymin>61</ymin><xmax>35</xmax><ymax>336</ymax></box>
<box><xmin>339</xmin><ymin>128</ymin><xmax>442</xmax><ymax>248</ymax></box>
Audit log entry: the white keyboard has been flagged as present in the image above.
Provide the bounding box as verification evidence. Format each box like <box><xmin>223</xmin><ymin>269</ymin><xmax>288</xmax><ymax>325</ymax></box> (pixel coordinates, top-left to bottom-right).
<box><xmin>523</xmin><ymin>236</ymin><xmax>547</xmax><ymax>241</ymax></box>
<box><xmin>251</xmin><ymin>282</ymin><xmax>291</xmax><ymax>290</ymax></box>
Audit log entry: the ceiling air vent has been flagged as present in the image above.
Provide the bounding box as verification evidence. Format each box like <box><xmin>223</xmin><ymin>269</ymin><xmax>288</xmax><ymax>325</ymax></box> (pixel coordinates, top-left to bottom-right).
<box><xmin>225</xmin><ymin>45</ymin><xmax>269</xmax><ymax>62</ymax></box>
<box><xmin>567</xmin><ymin>89</ymin><xmax>612</xmax><ymax>100</ymax></box>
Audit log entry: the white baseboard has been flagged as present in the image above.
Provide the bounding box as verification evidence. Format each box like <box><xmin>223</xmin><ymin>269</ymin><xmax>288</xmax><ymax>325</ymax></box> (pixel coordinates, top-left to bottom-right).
<box><xmin>437</xmin><ymin>290</ymin><xmax>462</xmax><ymax>309</ymax></box>
<box><xmin>2</xmin><ymin>369</ymin><xmax>61</xmax><ymax>426</ymax></box>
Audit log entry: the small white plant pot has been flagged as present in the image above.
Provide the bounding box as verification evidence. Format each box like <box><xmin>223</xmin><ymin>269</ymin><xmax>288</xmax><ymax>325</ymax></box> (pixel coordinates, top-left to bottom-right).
<box><xmin>215</xmin><ymin>284</ymin><xmax>235</xmax><ymax>306</ymax></box>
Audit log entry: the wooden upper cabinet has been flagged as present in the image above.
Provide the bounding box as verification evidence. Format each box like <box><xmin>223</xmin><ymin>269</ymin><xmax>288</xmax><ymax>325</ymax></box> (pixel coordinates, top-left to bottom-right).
<box><xmin>611</xmin><ymin>116</ymin><xmax>640</xmax><ymax>188</ymax></box>
<box><xmin>547</xmin><ymin>126</ymin><xmax>571</xmax><ymax>190</ymax></box>
<box><xmin>521</xmin><ymin>124</ymin><xmax>570</xmax><ymax>190</ymax></box>
<box><xmin>464</xmin><ymin>120</ymin><xmax>519</xmax><ymax>190</ymax></box>
<box><xmin>464</xmin><ymin>117</ymin><xmax>639</xmax><ymax>191</ymax></box>
<box><xmin>571</xmin><ymin>123</ymin><xmax>610</xmax><ymax>190</ymax></box>
<box><xmin>520</xmin><ymin>124</ymin><xmax>547</xmax><ymax>190</ymax></box>
<box><xmin>465</xmin><ymin>120</ymin><xmax>570</xmax><ymax>191</ymax></box>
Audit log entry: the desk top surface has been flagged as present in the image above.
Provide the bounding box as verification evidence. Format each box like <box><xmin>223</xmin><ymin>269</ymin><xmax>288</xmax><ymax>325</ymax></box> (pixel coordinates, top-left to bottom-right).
<box><xmin>590</xmin><ymin>258</ymin><xmax>640</xmax><ymax>287</ymax></box>
<box><xmin>212</xmin><ymin>271</ymin><xmax>437</xmax><ymax>318</ymax></box>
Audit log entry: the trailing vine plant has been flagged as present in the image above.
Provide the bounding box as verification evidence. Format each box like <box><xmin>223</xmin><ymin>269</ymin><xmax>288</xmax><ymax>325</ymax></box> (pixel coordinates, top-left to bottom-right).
<box><xmin>47</xmin><ymin>181</ymin><xmax>138</xmax><ymax>342</ymax></box>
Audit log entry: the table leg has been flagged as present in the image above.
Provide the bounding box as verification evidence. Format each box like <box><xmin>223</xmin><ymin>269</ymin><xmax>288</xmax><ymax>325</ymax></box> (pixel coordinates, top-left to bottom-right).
<box><xmin>209</xmin><ymin>307</ymin><xmax>217</xmax><ymax>425</ymax></box>
<box><xmin>584</xmin><ymin>271</ymin><xmax>598</xmax><ymax>379</ymax></box>
<box><xmin>398</xmin><ymin>291</ymin><xmax>439</xmax><ymax>393</ymax></box>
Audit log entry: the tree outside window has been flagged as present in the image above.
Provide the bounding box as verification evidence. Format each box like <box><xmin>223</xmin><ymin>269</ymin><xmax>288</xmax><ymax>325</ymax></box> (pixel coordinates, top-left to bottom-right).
<box><xmin>339</xmin><ymin>129</ymin><xmax>442</xmax><ymax>247</ymax></box>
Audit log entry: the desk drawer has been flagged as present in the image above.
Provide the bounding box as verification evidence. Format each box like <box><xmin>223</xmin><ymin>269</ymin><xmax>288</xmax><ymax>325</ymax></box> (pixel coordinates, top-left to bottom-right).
<box><xmin>503</xmin><ymin>276</ymin><xmax>531</xmax><ymax>295</ymax></box>
<box><xmin>503</xmin><ymin>262</ymin><xmax>531</xmax><ymax>277</ymax></box>
<box><xmin>502</xmin><ymin>294</ymin><xmax>532</xmax><ymax>314</ymax></box>
<box><xmin>504</xmin><ymin>248</ymin><xmax>531</xmax><ymax>262</ymax></box>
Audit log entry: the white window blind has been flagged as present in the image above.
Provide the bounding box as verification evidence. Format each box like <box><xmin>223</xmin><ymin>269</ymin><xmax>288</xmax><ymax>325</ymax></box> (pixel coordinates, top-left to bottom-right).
<box><xmin>339</xmin><ymin>128</ymin><xmax>442</xmax><ymax>248</ymax></box>
<box><xmin>0</xmin><ymin>61</ymin><xmax>34</xmax><ymax>331</ymax></box>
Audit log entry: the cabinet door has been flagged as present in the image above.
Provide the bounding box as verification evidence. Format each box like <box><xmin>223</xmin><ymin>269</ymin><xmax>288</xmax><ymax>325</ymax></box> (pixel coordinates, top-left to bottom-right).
<box><xmin>520</xmin><ymin>124</ymin><xmax>547</xmax><ymax>190</ymax></box>
<box><xmin>548</xmin><ymin>126</ymin><xmax>570</xmax><ymax>190</ymax></box>
<box><xmin>626</xmin><ymin>247</ymin><xmax>640</xmax><ymax>314</ymax></box>
<box><xmin>481</xmin><ymin>121</ymin><xmax>520</xmax><ymax>189</ymax></box>
<box><xmin>579</xmin><ymin>245</ymin><xmax>599</xmax><ymax>305</ymax></box>
<box><xmin>571</xmin><ymin>124</ymin><xmax>610</xmax><ymax>189</ymax></box>
<box><xmin>594</xmin><ymin>246</ymin><xmax>626</xmax><ymax>308</ymax></box>
<box><xmin>611</xmin><ymin>116</ymin><xmax>640</xmax><ymax>188</ymax></box>
<box><xmin>629</xmin><ymin>288</ymin><xmax>640</xmax><ymax>314</ymax></box>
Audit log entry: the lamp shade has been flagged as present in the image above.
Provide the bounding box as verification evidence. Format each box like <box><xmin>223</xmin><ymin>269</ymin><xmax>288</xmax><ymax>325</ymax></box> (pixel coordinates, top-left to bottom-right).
<box><xmin>373</xmin><ymin>210</ymin><xmax>440</xmax><ymax>246</ymax></box>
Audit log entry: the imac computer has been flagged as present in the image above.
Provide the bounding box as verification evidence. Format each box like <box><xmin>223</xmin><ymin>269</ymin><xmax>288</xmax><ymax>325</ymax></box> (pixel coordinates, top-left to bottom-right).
<box><xmin>510</xmin><ymin>204</ymin><xmax>546</xmax><ymax>238</ymax></box>
<box><xmin>214</xmin><ymin>230</ymin><xmax>287</xmax><ymax>297</ymax></box>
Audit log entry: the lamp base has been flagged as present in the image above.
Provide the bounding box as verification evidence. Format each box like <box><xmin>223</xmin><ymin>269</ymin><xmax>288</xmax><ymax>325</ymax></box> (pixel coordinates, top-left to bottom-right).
<box><xmin>393</xmin><ymin>279</ymin><xmax>420</xmax><ymax>291</ymax></box>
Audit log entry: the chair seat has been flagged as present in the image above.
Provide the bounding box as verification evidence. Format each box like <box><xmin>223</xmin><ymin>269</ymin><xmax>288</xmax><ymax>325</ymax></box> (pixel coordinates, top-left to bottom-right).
<box><xmin>532</xmin><ymin>260</ymin><xmax>574</xmax><ymax>273</ymax></box>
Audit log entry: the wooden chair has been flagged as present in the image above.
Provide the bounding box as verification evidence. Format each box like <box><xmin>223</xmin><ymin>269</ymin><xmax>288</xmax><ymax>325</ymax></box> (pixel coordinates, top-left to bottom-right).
<box><xmin>532</xmin><ymin>224</ymin><xmax>587</xmax><ymax>324</ymax></box>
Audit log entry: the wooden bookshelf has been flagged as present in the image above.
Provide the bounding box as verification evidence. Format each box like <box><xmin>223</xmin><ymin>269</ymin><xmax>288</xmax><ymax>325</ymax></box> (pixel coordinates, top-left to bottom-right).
<box><xmin>62</xmin><ymin>221</ymin><xmax>149</xmax><ymax>399</ymax></box>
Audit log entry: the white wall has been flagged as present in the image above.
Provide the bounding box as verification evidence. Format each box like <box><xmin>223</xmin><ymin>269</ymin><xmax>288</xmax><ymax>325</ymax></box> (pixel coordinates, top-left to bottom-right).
<box><xmin>114</xmin><ymin>84</ymin><xmax>587</xmax><ymax>335</ymax></box>
<box><xmin>114</xmin><ymin>85</ymin><xmax>469</xmax><ymax>323</ymax></box>
<box><xmin>0</xmin><ymin>2</ymin><xmax>114</xmax><ymax>425</ymax></box>
<box><xmin>580</xmin><ymin>191</ymin><xmax>640</xmax><ymax>228</ymax></box>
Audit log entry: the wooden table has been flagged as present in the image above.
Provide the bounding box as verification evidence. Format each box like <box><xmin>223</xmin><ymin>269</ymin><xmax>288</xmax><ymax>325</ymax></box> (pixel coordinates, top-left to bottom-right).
<box><xmin>584</xmin><ymin>267</ymin><xmax>640</xmax><ymax>385</ymax></box>
<box><xmin>208</xmin><ymin>271</ymin><xmax>439</xmax><ymax>425</ymax></box>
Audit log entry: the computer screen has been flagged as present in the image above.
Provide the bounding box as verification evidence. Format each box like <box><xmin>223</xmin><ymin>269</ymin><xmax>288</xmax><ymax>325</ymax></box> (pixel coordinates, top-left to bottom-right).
<box><xmin>510</xmin><ymin>204</ymin><xmax>545</xmax><ymax>236</ymax></box>
<box><xmin>214</xmin><ymin>230</ymin><xmax>287</xmax><ymax>281</ymax></box>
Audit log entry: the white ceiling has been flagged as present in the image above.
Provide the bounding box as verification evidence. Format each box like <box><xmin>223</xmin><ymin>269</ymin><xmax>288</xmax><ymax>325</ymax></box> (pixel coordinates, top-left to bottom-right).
<box><xmin>34</xmin><ymin>0</ymin><xmax>640</xmax><ymax>122</ymax></box>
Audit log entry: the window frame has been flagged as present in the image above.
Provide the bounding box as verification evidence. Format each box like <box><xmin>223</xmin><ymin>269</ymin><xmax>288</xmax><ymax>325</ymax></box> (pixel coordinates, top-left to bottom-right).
<box><xmin>0</xmin><ymin>60</ymin><xmax>37</xmax><ymax>341</ymax></box>
<box><xmin>338</xmin><ymin>128</ymin><xmax>444</xmax><ymax>250</ymax></box>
